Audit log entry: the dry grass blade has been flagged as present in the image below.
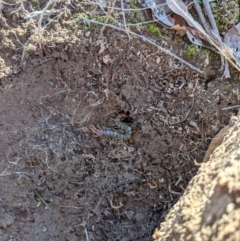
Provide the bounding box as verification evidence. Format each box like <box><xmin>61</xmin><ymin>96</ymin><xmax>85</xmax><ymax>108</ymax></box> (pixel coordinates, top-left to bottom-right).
<box><xmin>25</xmin><ymin>177</ymin><xmax>51</xmax><ymax>210</ymax></box>
<box><xmin>168</xmin><ymin>0</ymin><xmax>240</xmax><ymax>73</ymax></box>
<box><xmin>193</xmin><ymin>0</ymin><xmax>212</xmax><ymax>36</ymax></box>
<box><xmin>37</xmin><ymin>0</ymin><xmax>55</xmax><ymax>49</ymax></box>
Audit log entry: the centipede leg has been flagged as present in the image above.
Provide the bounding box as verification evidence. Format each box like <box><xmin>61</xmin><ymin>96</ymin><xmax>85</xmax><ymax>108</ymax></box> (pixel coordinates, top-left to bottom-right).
<box><xmin>90</xmin><ymin>125</ymin><xmax>103</xmax><ymax>136</ymax></box>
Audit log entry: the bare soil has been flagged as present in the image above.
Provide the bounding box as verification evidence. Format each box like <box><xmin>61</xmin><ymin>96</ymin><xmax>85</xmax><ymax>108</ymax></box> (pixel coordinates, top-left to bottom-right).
<box><xmin>0</xmin><ymin>2</ymin><xmax>239</xmax><ymax>241</ymax></box>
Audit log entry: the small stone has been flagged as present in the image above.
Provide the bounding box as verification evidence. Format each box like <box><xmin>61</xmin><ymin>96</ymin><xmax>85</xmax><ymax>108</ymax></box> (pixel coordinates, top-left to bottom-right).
<box><xmin>156</xmin><ymin>101</ymin><xmax>164</xmax><ymax>108</ymax></box>
<box><xmin>188</xmin><ymin>82</ymin><xmax>193</xmax><ymax>89</ymax></box>
<box><xmin>189</xmin><ymin>119</ymin><xmax>198</xmax><ymax>129</ymax></box>
<box><xmin>42</xmin><ymin>227</ymin><xmax>47</xmax><ymax>232</ymax></box>
<box><xmin>81</xmin><ymin>127</ymin><xmax>89</xmax><ymax>133</ymax></box>
<box><xmin>99</xmin><ymin>43</ymin><xmax>106</xmax><ymax>54</ymax></box>
<box><xmin>156</xmin><ymin>57</ymin><xmax>160</xmax><ymax>64</ymax></box>
<box><xmin>226</xmin><ymin>203</ymin><xmax>235</xmax><ymax>213</ymax></box>
<box><xmin>128</xmin><ymin>146</ymin><xmax>135</xmax><ymax>152</ymax></box>
<box><xmin>85</xmin><ymin>31</ymin><xmax>90</xmax><ymax>37</ymax></box>
<box><xmin>102</xmin><ymin>54</ymin><xmax>111</xmax><ymax>64</ymax></box>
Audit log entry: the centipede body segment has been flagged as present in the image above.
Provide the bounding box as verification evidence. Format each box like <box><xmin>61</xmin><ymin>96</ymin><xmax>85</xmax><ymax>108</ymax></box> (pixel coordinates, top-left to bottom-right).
<box><xmin>90</xmin><ymin>113</ymin><xmax>132</xmax><ymax>140</ymax></box>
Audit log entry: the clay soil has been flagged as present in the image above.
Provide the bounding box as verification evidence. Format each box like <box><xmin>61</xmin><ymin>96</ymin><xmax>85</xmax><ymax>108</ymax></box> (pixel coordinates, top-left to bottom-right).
<box><xmin>0</xmin><ymin>1</ymin><xmax>239</xmax><ymax>241</ymax></box>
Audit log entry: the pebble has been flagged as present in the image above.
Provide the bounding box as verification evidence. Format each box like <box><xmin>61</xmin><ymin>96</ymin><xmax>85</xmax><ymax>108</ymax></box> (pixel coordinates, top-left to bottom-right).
<box><xmin>85</xmin><ymin>31</ymin><xmax>90</xmax><ymax>37</ymax></box>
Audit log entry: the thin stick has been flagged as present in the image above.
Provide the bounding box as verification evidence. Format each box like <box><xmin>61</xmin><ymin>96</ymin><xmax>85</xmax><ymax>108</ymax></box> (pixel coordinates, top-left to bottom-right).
<box><xmin>202</xmin><ymin>0</ymin><xmax>225</xmax><ymax>71</ymax></box>
<box><xmin>193</xmin><ymin>0</ymin><xmax>212</xmax><ymax>36</ymax></box>
<box><xmin>147</xmin><ymin>180</ymin><xmax>158</xmax><ymax>189</ymax></box>
<box><xmin>202</xmin><ymin>0</ymin><xmax>220</xmax><ymax>39</ymax></box>
<box><xmin>79</xmin><ymin>17</ymin><xmax>204</xmax><ymax>75</ymax></box>
<box><xmin>84</xmin><ymin>228</ymin><xmax>89</xmax><ymax>241</ymax></box>
<box><xmin>222</xmin><ymin>105</ymin><xmax>240</xmax><ymax>110</ymax></box>
<box><xmin>38</xmin><ymin>0</ymin><xmax>54</xmax><ymax>49</ymax></box>
<box><xmin>1</xmin><ymin>0</ymin><xmax>19</xmax><ymax>6</ymax></box>
<box><xmin>179</xmin><ymin>184</ymin><xmax>186</xmax><ymax>191</ymax></box>
<box><xmin>120</xmin><ymin>0</ymin><xmax>130</xmax><ymax>40</ymax></box>
<box><xmin>99</xmin><ymin>0</ymin><xmax>118</xmax><ymax>37</ymax></box>
<box><xmin>175</xmin><ymin>176</ymin><xmax>183</xmax><ymax>186</ymax></box>
<box><xmin>110</xmin><ymin>198</ymin><xmax>123</xmax><ymax>209</ymax></box>
<box><xmin>86</xmin><ymin>0</ymin><xmax>169</xmax><ymax>11</ymax></box>
<box><xmin>25</xmin><ymin>177</ymin><xmax>51</xmax><ymax>210</ymax></box>
<box><xmin>168</xmin><ymin>184</ymin><xmax>182</xmax><ymax>195</ymax></box>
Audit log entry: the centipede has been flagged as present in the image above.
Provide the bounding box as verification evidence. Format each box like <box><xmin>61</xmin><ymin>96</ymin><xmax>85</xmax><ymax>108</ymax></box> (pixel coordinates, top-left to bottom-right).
<box><xmin>90</xmin><ymin>113</ymin><xmax>132</xmax><ymax>140</ymax></box>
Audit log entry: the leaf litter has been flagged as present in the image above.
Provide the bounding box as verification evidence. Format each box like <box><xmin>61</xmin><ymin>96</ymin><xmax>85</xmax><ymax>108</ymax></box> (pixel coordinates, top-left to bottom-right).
<box><xmin>146</xmin><ymin>0</ymin><xmax>240</xmax><ymax>77</ymax></box>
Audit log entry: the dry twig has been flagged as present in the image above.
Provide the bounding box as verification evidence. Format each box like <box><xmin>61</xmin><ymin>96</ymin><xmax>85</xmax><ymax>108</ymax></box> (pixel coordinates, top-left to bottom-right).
<box><xmin>193</xmin><ymin>1</ymin><xmax>212</xmax><ymax>36</ymax></box>
<box><xmin>110</xmin><ymin>197</ymin><xmax>123</xmax><ymax>209</ymax></box>
<box><xmin>79</xmin><ymin>16</ymin><xmax>204</xmax><ymax>75</ymax></box>
<box><xmin>148</xmin><ymin>180</ymin><xmax>158</xmax><ymax>189</ymax></box>
<box><xmin>168</xmin><ymin>184</ymin><xmax>182</xmax><ymax>195</ymax></box>
<box><xmin>37</xmin><ymin>0</ymin><xmax>55</xmax><ymax>49</ymax></box>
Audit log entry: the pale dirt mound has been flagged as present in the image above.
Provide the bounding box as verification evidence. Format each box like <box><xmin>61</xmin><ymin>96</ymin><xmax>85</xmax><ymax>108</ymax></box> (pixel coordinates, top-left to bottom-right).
<box><xmin>153</xmin><ymin>115</ymin><xmax>240</xmax><ymax>241</ymax></box>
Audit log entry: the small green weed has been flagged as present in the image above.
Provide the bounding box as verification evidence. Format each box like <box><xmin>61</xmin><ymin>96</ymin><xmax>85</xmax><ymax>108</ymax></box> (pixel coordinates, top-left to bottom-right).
<box><xmin>25</xmin><ymin>177</ymin><xmax>51</xmax><ymax>210</ymax></box>
<box><xmin>146</xmin><ymin>24</ymin><xmax>162</xmax><ymax>37</ymax></box>
<box><xmin>186</xmin><ymin>44</ymin><xmax>200</xmax><ymax>57</ymax></box>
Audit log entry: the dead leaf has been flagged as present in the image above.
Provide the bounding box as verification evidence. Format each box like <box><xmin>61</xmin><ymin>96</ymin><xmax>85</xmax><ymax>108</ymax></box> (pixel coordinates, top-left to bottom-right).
<box><xmin>161</xmin><ymin>0</ymin><xmax>205</xmax><ymax>45</ymax></box>
<box><xmin>145</xmin><ymin>0</ymin><xmax>174</xmax><ymax>27</ymax></box>
<box><xmin>224</xmin><ymin>23</ymin><xmax>240</xmax><ymax>68</ymax></box>
<box><xmin>166</xmin><ymin>0</ymin><xmax>203</xmax><ymax>29</ymax></box>
<box><xmin>170</xmin><ymin>14</ymin><xmax>188</xmax><ymax>36</ymax></box>
<box><xmin>171</xmin><ymin>24</ymin><xmax>186</xmax><ymax>36</ymax></box>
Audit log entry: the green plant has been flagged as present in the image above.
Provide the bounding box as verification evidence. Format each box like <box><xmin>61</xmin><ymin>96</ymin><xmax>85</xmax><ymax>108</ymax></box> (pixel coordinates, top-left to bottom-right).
<box><xmin>186</xmin><ymin>44</ymin><xmax>200</xmax><ymax>57</ymax></box>
<box><xmin>210</xmin><ymin>0</ymin><xmax>240</xmax><ymax>33</ymax></box>
<box><xmin>25</xmin><ymin>177</ymin><xmax>50</xmax><ymax>210</ymax></box>
<box><xmin>225</xmin><ymin>83</ymin><xmax>233</xmax><ymax>90</ymax></box>
<box><xmin>146</xmin><ymin>24</ymin><xmax>162</xmax><ymax>37</ymax></box>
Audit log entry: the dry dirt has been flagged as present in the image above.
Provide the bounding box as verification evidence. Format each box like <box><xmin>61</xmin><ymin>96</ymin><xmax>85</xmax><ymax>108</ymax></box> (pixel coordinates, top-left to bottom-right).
<box><xmin>0</xmin><ymin>1</ymin><xmax>240</xmax><ymax>241</ymax></box>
